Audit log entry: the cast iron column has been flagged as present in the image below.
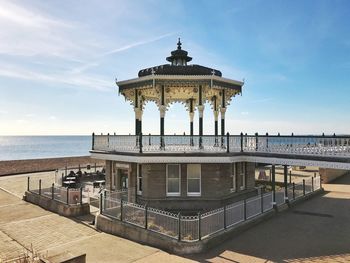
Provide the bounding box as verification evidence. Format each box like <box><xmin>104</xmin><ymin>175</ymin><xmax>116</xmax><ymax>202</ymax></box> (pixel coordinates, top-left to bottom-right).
<box><xmin>198</xmin><ymin>85</ymin><xmax>204</xmax><ymax>148</ymax></box>
<box><xmin>160</xmin><ymin>85</ymin><xmax>165</xmax><ymax>148</ymax></box>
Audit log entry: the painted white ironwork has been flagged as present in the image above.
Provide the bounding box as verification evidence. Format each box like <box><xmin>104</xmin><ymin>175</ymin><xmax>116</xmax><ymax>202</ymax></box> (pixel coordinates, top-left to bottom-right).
<box><xmin>122</xmin><ymin>201</ymin><xmax>145</xmax><ymax>227</ymax></box>
<box><xmin>225</xmin><ymin>201</ymin><xmax>245</xmax><ymax>227</ymax></box>
<box><xmin>201</xmin><ymin>207</ymin><xmax>225</xmax><ymax>238</ymax></box>
<box><xmin>246</xmin><ymin>196</ymin><xmax>262</xmax><ymax>219</ymax></box>
<box><xmin>147</xmin><ymin>207</ymin><xmax>179</xmax><ymax>239</ymax></box>
<box><xmin>181</xmin><ymin>215</ymin><xmax>199</xmax><ymax>241</ymax></box>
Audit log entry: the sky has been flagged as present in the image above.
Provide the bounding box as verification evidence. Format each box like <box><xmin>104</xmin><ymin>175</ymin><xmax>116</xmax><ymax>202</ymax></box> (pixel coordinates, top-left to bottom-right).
<box><xmin>0</xmin><ymin>0</ymin><xmax>349</xmax><ymax>136</ymax></box>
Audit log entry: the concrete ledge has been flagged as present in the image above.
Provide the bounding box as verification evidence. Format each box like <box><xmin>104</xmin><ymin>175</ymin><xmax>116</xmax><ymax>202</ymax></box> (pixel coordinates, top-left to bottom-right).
<box><xmin>96</xmin><ymin>209</ymin><xmax>275</xmax><ymax>254</ymax></box>
<box><xmin>24</xmin><ymin>191</ymin><xmax>90</xmax><ymax>217</ymax></box>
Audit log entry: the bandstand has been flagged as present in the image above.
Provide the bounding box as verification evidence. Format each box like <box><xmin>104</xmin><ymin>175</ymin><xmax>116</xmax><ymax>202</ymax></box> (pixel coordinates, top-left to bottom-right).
<box><xmin>92</xmin><ymin>39</ymin><xmax>256</xmax><ymax>212</ymax></box>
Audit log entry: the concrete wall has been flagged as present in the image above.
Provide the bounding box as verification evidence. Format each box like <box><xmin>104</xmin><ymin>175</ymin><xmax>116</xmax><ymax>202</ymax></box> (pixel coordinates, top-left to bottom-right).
<box><xmin>319</xmin><ymin>168</ymin><xmax>349</xmax><ymax>183</ymax></box>
<box><xmin>24</xmin><ymin>191</ymin><xmax>90</xmax><ymax>217</ymax></box>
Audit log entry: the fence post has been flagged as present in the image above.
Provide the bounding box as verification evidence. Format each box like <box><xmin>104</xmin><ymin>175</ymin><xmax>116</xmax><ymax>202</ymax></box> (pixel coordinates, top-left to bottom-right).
<box><xmin>240</xmin><ymin>132</ymin><xmax>243</xmax><ymax>152</ymax></box>
<box><xmin>198</xmin><ymin>212</ymin><xmax>201</xmax><ymax>241</ymax></box>
<box><xmin>284</xmin><ymin>165</ymin><xmax>288</xmax><ymax>203</ymax></box>
<box><xmin>27</xmin><ymin>177</ymin><xmax>30</xmax><ymax>191</ymax></box>
<box><xmin>39</xmin><ymin>179</ymin><xmax>42</xmax><ymax>195</ymax></box>
<box><xmin>51</xmin><ymin>183</ymin><xmax>54</xmax><ymax>200</ymax></box>
<box><xmin>99</xmin><ymin>193</ymin><xmax>103</xmax><ymax>214</ymax></box>
<box><xmin>66</xmin><ymin>187</ymin><xmax>69</xmax><ymax>205</ymax></box>
<box><xmin>292</xmin><ymin>182</ymin><xmax>295</xmax><ymax>200</ymax></box>
<box><xmin>223</xmin><ymin>206</ymin><xmax>227</xmax><ymax>229</ymax></box>
<box><xmin>303</xmin><ymin>179</ymin><xmax>305</xmax><ymax>196</ymax></box>
<box><xmin>244</xmin><ymin>199</ymin><xmax>247</xmax><ymax>221</ymax></box>
<box><xmin>145</xmin><ymin>206</ymin><xmax>148</xmax><ymax>229</ymax></box>
<box><xmin>226</xmin><ymin>132</ymin><xmax>230</xmax><ymax>153</ymax></box>
<box><xmin>120</xmin><ymin>200</ymin><xmax>123</xmax><ymax>221</ymax></box>
<box><xmin>139</xmin><ymin>133</ymin><xmax>143</xmax><ymax>153</ymax></box>
<box><xmin>255</xmin><ymin>132</ymin><xmax>259</xmax><ymax>151</ymax></box>
<box><xmin>80</xmin><ymin>187</ymin><xmax>83</xmax><ymax>204</ymax></box>
<box><xmin>289</xmin><ymin>170</ymin><xmax>292</xmax><ymax>184</ymax></box>
<box><xmin>312</xmin><ymin>176</ymin><xmax>314</xmax><ymax>192</ymax></box>
<box><xmin>178</xmin><ymin>213</ymin><xmax>181</xmax><ymax>242</ymax></box>
<box><xmin>260</xmin><ymin>190</ymin><xmax>264</xmax><ymax>213</ymax></box>
<box><xmin>272</xmin><ymin>165</ymin><xmax>276</xmax><ymax>207</ymax></box>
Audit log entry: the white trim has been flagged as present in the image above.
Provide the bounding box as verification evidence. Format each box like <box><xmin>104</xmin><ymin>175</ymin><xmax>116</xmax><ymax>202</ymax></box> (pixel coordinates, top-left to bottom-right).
<box><xmin>166</xmin><ymin>164</ymin><xmax>181</xmax><ymax>197</ymax></box>
<box><xmin>116</xmin><ymin>74</ymin><xmax>244</xmax><ymax>87</ymax></box>
<box><xmin>90</xmin><ymin>152</ymin><xmax>350</xmax><ymax>170</ymax></box>
<box><xmin>187</xmin><ymin>164</ymin><xmax>201</xmax><ymax>197</ymax></box>
<box><xmin>137</xmin><ymin>164</ymin><xmax>142</xmax><ymax>195</ymax></box>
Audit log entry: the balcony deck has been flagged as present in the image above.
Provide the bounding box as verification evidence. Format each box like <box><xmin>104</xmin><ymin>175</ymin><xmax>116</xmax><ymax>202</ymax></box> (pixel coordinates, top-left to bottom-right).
<box><xmin>90</xmin><ymin>134</ymin><xmax>350</xmax><ymax>169</ymax></box>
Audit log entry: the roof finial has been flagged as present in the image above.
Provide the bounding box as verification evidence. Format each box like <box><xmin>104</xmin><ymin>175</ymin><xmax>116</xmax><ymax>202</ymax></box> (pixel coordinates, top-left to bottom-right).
<box><xmin>177</xmin><ymin>38</ymin><xmax>182</xmax><ymax>50</ymax></box>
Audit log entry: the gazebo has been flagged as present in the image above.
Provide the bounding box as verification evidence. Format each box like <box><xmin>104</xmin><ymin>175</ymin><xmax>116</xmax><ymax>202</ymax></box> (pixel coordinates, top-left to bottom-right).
<box><xmin>117</xmin><ymin>39</ymin><xmax>243</xmax><ymax>140</ymax></box>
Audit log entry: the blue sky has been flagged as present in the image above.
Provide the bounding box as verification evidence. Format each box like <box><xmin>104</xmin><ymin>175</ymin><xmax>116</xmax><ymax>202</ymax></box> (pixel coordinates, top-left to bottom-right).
<box><xmin>0</xmin><ymin>0</ymin><xmax>349</xmax><ymax>135</ymax></box>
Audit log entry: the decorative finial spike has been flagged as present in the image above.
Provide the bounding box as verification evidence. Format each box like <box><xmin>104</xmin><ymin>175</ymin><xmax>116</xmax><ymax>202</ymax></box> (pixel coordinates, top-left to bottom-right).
<box><xmin>177</xmin><ymin>38</ymin><xmax>182</xmax><ymax>50</ymax></box>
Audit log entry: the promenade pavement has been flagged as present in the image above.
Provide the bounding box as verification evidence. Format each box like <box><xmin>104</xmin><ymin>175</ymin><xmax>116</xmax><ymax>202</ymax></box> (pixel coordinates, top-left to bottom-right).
<box><xmin>0</xmin><ymin>172</ymin><xmax>350</xmax><ymax>262</ymax></box>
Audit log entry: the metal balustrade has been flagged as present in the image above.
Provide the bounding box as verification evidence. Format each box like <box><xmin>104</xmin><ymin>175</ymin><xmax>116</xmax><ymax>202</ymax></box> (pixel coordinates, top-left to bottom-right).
<box><xmin>92</xmin><ymin>133</ymin><xmax>350</xmax><ymax>158</ymax></box>
<box><xmin>100</xmin><ymin>176</ymin><xmax>321</xmax><ymax>243</ymax></box>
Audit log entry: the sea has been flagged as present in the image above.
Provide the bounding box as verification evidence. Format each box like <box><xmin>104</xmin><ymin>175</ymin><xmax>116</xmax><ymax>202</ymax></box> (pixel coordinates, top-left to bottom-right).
<box><xmin>0</xmin><ymin>136</ymin><xmax>91</xmax><ymax>161</ymax></box>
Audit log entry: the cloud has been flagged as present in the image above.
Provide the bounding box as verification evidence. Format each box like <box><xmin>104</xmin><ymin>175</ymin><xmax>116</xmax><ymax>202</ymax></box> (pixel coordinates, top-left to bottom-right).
<box><xmin>102</xmin><ymin>32</ymin><xmax>176</xmax><ymax>56</ymax></box>
<box><xmin>49</xmin><ymin>115</ymin><xmax>56</xmax><ymax>120</ymax></box>
<box><xmin>0</xmin><ymin>64</ymin><xmax>113</xmax><ymax>91</ymax></box>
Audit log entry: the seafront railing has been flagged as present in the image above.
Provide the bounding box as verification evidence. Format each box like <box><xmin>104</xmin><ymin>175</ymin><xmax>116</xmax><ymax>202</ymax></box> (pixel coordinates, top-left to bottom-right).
<box><xmin>100</xmin><ymin>175</ymin><xmax>321</xmax><ymax>243</ymax></box>
<box><xmin>92</xmin><ymin>133</ymin><xmax>350</xmax><ymax>157</ymax></box>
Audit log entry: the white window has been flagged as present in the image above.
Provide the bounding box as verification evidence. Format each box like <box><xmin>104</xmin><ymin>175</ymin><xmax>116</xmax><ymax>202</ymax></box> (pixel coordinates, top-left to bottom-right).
<box><xmin>137</xmin><ymin>164</ymin><xmax>142</xmax><ymax>195</ymax></box>
<box><xmin>240</xmin><ymin>162</ymin><xmax>246</xmax><ymax>190</ymax></box>
<box><xmin>166</xmin><ymin>164</ymin><xmax>181</xmax><ymax>196</ymax></box>
<box><xmin>187</xmin><ymin>164</ymin><xmax>201</xmax><ymax>196</ymax></box>
<box><xmin>231</xmin><ymin>163</ymin><xmax>236</xmax><ymax>192</ymax></box>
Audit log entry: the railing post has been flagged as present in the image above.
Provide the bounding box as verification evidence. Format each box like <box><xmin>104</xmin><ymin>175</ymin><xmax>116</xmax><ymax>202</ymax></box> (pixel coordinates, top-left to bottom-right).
<box><xmin>292</xmin><ymin>182</ymin><xmax>295</xmax><ymax>200</ymax></box>
<box><xmin>145</xmin><ymin>206</ymin><xmax>148</xmax><ymax>229</ymax></box>
<box><xmin>312</xmin><ymin>176</ymin><xmax>314</xmax><ymax>192</ymax></box>
<box><xmin>80</xmin><ymin>187</ymin><xmax>83</xmax><ymax>204</ymax></box>
<box><xmin>289</xmin><ymin>170</ymin><xmax>292</xmax><ymax>184</ymax></box>
<box><xmin>27</xmin><ymin>177</ymin><xmax>30</xmax><ymax>191</ymax></box>
<box><xmin>92</xmin><ymin>132</ymin><xmax>95</xmax><ymax>150</ymax></box>
<box><xmin>148</xmin><ymin>133</ymin><xmax>151</xmax><ymax>146</ymax></box>
<box><xmin>99</xmin><ymin>193</ymin><xmax>103</xmax><ymax>214</ymax></box>
<box><xmin>39</xmin><ymin>179</ymin><xmax>42</xmax><ymax>195</ymax></box>
<box><xmin>226</xmin><ymin>132</ymin><xmax>230</xmax><ymax>153</ymax></box>
<box><xmin>266</xmin><ymin>133</ymin><xmax>269</xmax><ymax>150</ymax></box>
<box><xmin>284</xmin><ymin>165</ymin><xmax>288</xmax><ymax>203</ymax></box>
<box><xmin>139</xmin><ymin>133</ymin><xmax>143</xmax><ymax>153</ymax></box>
<box><xmin>107</xmin><ymin>133</ymin><xmax>110</xmax><ymax>149</ymax></box>
<box><xmin>120</xmin><ymin>200</ymin><xmax>123</xmax><ymax>221</ymax></box>
<box><xmin>178</xmin><ymin>213</ymin><xmax>181</xmax><ymax>241</ymax></box>
<box><xmin>243</xmin><ymin>199</ymin><xmax>247</xmax><ymax>221</ymax></box>
<box><xmin>223</xmin><ymin>206</ymin><xmax>227</xmax><ymax>229</ymax></box>
<box><xmin>255</xmin><ymin>132</ymin><xmax>259</xmax><ymax>151</ymax></box>
<box><xmin>303</xmin><ymin>179</ymin><xmax>305</xmax><ymax>196</ymax></box>
<box><xmin>66</xmin><ymin>187</ymin><xmax>69</xmax><ymax>205</ymax></box>
<box><xmin>240</xmin><ymin>132</ymin><xmax>243</xmax><ymax>152</ymax></box>
<box><xmin>261</xmin><ymin>190</ymin><xmax>264</xmax><ymax>213</ymax></box>
<box><xmin>51</xmin><ymin>183</ymin><xmax>54</xmax><ymax>200</ymax></box>
<box><xmin>198</xmin><ymin>212</ymin><xmax>201</xmax><ymax>241</ymax></box>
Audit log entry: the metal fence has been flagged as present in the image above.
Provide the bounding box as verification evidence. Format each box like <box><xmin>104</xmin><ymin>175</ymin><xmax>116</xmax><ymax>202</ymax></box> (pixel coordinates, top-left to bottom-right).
<box><xmin>100</xmin><ymin>176</ymin><xmax>321</xmax><ymax>242</ymax></box>
<box><xmin>27</xmin><ymin>177</ymin><xmax>84</xmax><ymax>205</ymax></box>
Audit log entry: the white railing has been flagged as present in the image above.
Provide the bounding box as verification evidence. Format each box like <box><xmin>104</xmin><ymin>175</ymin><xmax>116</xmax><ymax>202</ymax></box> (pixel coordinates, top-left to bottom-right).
<box><xmin>93</xmin><ymin>134</ymin><xmax>350</xmax><ymax>158</ymax></box>
<box><xmin>100</xmin><ymin>176</ymin><xmax>321</xmax><ymax>242</ymax></box>
<box><xmin>201</xmin><ymin>208</ymin><xmax>225</xmax><ymax>238</ymax></box>
<box><xmin>147</xmin><ymin>207</ymin><xmax>179</xmax><ymax>239</ymax></box>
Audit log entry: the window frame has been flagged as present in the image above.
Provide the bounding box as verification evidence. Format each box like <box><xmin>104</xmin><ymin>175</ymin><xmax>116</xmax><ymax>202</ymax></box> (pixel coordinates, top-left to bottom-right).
<box><xmin>166</xmin><ymin>164</ymin><xmax>181</xmax><ymax>197</ymax></box>
<box><xmin>240</xmin><ymin>162</ymin><xmax>246</xmax><ymax>190</ymax></box>
<box><xmin>231</xmin><ymin>163</ymin><xmax>237</xmax><ymax>192</ymax></box>
<box><xmin>187</xmin><ymin>164</ymin><xmax>201</xmax><ymax>197</ymax></box>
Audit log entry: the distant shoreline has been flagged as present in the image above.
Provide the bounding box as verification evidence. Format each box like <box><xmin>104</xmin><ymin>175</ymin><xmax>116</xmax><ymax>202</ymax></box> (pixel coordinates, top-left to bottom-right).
<box><xmin>0</xmin><ymin>156</ymin><xmax>105</xmax><ymax>176</ymax></box>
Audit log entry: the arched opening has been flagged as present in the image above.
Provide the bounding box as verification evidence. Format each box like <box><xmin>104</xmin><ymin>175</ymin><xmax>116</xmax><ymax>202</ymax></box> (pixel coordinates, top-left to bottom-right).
<box><xmin>164</xmin><ymin>102</ymin><xmax>189</xmax><ymax>135</ymax></box>
<box><xmin>142</xmin><ymin>101</ymin><xmax>159</xmax><ymax>135</ymax></box>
